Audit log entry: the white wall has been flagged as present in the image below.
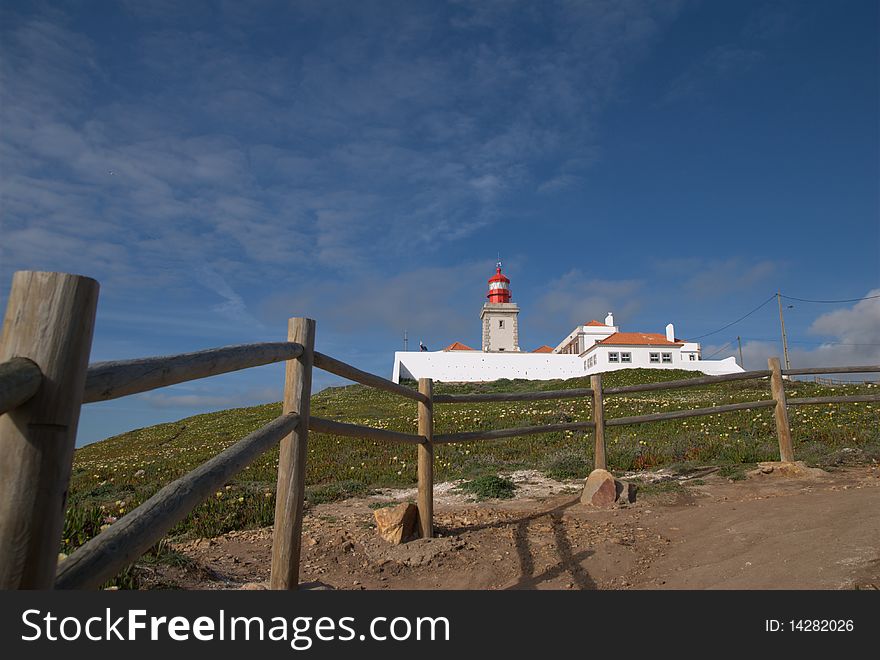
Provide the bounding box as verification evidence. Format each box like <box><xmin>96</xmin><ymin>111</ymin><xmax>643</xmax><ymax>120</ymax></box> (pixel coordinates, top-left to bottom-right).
<box><xmin>588</xmin><ymin>345</ymin><xmax>679</xmax><ymax>369</ymax></box>
<box><xmin>392</xmin><ymin>351</ymin><xmax>743</xmax><ymax>382</ymax></box>
<box><xmin>554</xmin><ymin>323</ymin><xmax>616</xmax><ymax>353</ymax></box>
<box><xmin>393</xmin><ymin>351</ymin><xmax>586</xmax><ymax>382</ymax></box>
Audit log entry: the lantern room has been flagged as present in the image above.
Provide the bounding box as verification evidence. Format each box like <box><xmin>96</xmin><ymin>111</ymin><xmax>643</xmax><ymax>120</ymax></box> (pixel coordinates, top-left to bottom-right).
<box><xmin>487</xmin><ymin>261</ymin><xmax>511</xmax><ymax>303</ymax></box>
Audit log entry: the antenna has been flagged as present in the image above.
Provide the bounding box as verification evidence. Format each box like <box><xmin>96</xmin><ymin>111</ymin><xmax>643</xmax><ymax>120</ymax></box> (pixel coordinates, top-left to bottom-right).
<box><xmin>404</xmin><ymin>329</ymin><xmax>408</xmax><ymax>352</ymax></box>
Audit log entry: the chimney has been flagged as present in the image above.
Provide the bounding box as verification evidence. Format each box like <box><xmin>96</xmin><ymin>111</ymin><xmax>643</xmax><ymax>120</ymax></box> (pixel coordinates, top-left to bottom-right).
<box><xmin>605</xmin><ymin>312</ymin><xmax>614</xmax><ymax>326</ymax></box>
<box><xmin>666</xmin><ymin>323</ymin><xmax>675</xmax><ymax>342</ymax></box>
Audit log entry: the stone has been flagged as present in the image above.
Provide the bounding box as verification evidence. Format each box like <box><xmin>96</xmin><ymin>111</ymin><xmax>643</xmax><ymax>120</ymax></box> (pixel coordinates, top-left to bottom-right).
<box><xmin>616</xmin><ymin>480</ymin><xmax>638</xmax><ymax>506</ymax></box>
<box><xmin>581</xmin><ymin>469</ymin><xmax>638</xmax><ymax>508</ymax></box>
<box><xmin>373</xmin><ymin>502</ymin><xmax>420</xmax><ymax>544</ymax></box>
<box><xmin>581</xmin><ymin>469</ymin><xmax>618</xmax><ymax>507</ymax></box>
<box><xmin>749</xmin><ymin>461</ymin><xmax>828</xmax><ymax>479</ymax></box>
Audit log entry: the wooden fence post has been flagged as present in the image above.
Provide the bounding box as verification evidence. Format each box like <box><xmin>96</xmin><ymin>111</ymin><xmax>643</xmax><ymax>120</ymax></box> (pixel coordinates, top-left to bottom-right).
<box><xmin>417</xmin><ymin>378</ymin><xmax>433</xmax><ymax>538</ymax></box>
<box><xmin>768</xmin><ymin>357</ymin><xmax>794</xmax><ymax>462</ymax></box>
<box><xmin>0</xmin><ymin>271</ymin><xmax>99</xmax><ymax>589</ymax></box>
<box><xmin>270</xmin><ymin>317</ymin><xmax>315</xmax><ymax>590</ymax></box>
<box><xmin>590</xmin><ymin>374</ymin><xmax>606</xmax><ymax>471</ymax></box>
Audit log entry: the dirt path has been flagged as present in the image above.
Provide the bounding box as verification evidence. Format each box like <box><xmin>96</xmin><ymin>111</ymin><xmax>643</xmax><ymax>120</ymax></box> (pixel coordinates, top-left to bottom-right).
<box><xmin>151</xmin><ymin>465</ymin><xmax>880</xmax><ymax>591</ymax></box>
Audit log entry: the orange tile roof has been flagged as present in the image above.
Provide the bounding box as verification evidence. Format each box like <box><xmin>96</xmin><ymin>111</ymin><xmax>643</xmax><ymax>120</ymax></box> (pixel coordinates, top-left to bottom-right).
<box><xmin>584</xmin><ymin>320</ymin><xmax>606</xmax><ymax>326</ymax></box>
<box><xmin>531</xmin><ymin>345</ymin><xmax>554</xmax><ymax>353</ymax></box>
<box><xmin>443</xmin><ymin>341</ymin><xmax>476</xmax><ymax>351</ymax></box>
<box><xmin>599</xmin><ymin>332</ymin><xmax>682</xmax><ymax>347</ymax></box>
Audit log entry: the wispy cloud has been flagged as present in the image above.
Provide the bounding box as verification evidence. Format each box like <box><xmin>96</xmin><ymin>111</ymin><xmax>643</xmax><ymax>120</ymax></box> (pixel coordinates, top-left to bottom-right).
<box><xmin>661</xmin><ymin>2</ymin><xmax>796</xmax><ymax>105</ymax></box>
<box><xmin>530</xmin><ymin>270</ymin><xmax>644</xmax><ymax>339</ymax></box>
<box><xmin>654</xmin><ymin>257</ymin><xmax>779</xmax><ymax>299</ymax></box>
<box><xmin>1</xmin><ymin>1</ymin><xmax>684</xmax><ymax>303</ymax></box>
<box><xmin>142</xmin><ymin>385</ymin><xmax>282</xmax><ymax>409</ymax></box>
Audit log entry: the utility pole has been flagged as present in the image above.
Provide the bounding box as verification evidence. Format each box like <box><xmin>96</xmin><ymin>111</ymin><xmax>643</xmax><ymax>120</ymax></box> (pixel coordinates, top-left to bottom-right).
<box><xmin>737</xmin><ymin>335</ymin><xmax>744</xmax><ymax>368</ymax></box>
<box><xmin>776</xmin><ymin>291</ymin><xmax>791</xmax><ymax>371</ymax></box>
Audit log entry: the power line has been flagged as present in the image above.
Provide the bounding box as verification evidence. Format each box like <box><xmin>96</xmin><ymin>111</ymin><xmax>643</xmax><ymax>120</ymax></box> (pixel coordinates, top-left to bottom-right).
<box><xmin>691</xmin><ymin>294</ymin><xmax>777</xmax><ymax>340</ymax></box>
<box><xmin>781</xmin><ymin>293</ymin><xmax>880</xmax><ymax>304</ymax></box>
<box><xmin>740</xmin><ymin>337</ymin><xmax>880</xmax><ymax>347</ymax></box>
<box><xmin>705</xmin><ymin>340</ymin><xmax>736</xmax><ymax>359</ymax></box>
<box><xmin>689</xmin><ymin>289</ymin><xmax>877</xmax><ymax>343</ymax></box>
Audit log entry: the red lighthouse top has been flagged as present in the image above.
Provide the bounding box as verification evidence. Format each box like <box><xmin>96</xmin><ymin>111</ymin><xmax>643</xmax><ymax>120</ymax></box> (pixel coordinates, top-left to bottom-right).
<box><xmin>487</xmin><ymin>261</ymin><xmax>511</xmax><ymax>303</ymax></box>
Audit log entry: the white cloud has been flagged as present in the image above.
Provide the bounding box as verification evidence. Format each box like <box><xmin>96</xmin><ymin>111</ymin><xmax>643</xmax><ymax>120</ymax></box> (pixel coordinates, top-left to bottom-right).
<box><xmin>142</xmin><ymin>385</ymin><xmax>282</xmax><ymax>409</ymax></box>
<box><xmin>2</xmin><ymin>2</ymin><xmax>685</xmax><ymax>298</ymax></box>
<box><xmin>530</xmin><ymin>270</ymin><xmax>644</xmax><ymax>338</ymax></box>
<box><xmin>737</xmin><ymin>291</ymin><xmax>880</xmax><ymax>372</ymax></box>
<box><xmin>261</xmin><ymin>261</ymin><xmax>492</xmax><ymax>345</ymax></box>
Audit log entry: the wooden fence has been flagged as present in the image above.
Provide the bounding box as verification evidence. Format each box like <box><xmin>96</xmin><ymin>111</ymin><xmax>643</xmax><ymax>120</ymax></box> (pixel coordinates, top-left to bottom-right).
<box><xmin>1</xmin><ymin>270</ymin><xmax>878</xmax><ymax>590</ymax></box>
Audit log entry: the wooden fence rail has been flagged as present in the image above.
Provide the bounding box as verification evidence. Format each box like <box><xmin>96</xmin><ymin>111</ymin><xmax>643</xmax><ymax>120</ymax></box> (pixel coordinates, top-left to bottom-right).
<box><xmin>313</xmin><ymin>351</ymin><xmax>429</xmax><ymax>404</ymax></box>
<box><xmin>434</xmin><ymin>420</ymin><xmax>596</xmax><ymax>445</ymax></box>
<box><xmin>603</xmin><ymin>369</ymin><xmax>772</xmax><ymax>395</ymax></box>
<box><xmin>605</xmin><ymin>399</ymin><xmax>777</xmax><ymax>427</ymax></box>
<box><xmin>84</xmin><ymin>342</ymin><xmax>304</xmax><ymax>403</ymax></box>
<box><xmin>1</xmin><ymin>270</ymin><xmax>878</xmax><ymax>591</ymax></box>
<box><xmin>433</xmin><ymin>387</ymin><xmax>593</xmax><ymax>404</ymax></box>
<box><xmin>787</xmin><ymin>394</ymin><xmax>880</xmax><ymax>406</ymax></box>
<box><xmin>0</xmin><ymin>357</ymin><xmax>42</xmax><ymax>415</ymax></box>
<box><xmin>56</xmin><ymin>413</ymin><xmax>300</xmax><ymax>590</ymax></box>
<box><xmin>309</xmin><ymin>416</ymin><xmax>427</xmax><ymax>445</ymax></box>
<box><xmin>783</xmin><ymin>365</ymin><xmax>880</xmax><ymax>376</ymax></box>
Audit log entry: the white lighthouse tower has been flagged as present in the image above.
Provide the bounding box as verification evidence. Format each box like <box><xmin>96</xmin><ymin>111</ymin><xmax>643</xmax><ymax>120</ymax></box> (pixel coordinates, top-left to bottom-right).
<box><xmin>480</xmin><ymin>261</ymin><xmax>520</xmax><ymax>352</ymax></box>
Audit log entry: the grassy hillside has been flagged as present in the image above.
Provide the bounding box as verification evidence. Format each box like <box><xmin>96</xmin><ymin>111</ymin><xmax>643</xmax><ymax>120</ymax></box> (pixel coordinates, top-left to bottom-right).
<box><xmin>66</xmin><ymin>368</ymin><xmax>878</xmax><ymax>570</ymax></box>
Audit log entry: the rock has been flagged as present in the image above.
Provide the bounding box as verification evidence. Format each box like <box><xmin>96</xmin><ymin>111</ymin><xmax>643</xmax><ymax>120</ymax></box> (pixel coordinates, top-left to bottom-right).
<box><xmin>373</xmin><ymin>502</ymin><xmax>420</xmax><ymax>544</ymax></box>
<box><xmin>749</xmin><ymin>461</ymin><xmax>829</xmax><ymax>479</ymax></box>
<box><xmin>581</xmin><ymin>469</ymin><xmax>638</xmax><ymax>507</ymax></box>
<box><xmin>299</xmin><ymin>581</ymin><xmax>335</xmax><ymax>590</ymax></box>
<box><xmin>239</xmin><ymin>582</ymin><xmax>268</xmax><ymax>590</ymax></box>
<box><xmin>616</xmin><ymin>480</ymin><xmax>638</xmax><ymax>506</ymax></box>
<box><xmin>364</xmin><ymin>536</ymin><xmax>460</xmax><ymax>567</ymax></box>
<box><xmin>581</xmin><ymin>469</ymin><xmax>617</xmax><ymax>506</ymax></box>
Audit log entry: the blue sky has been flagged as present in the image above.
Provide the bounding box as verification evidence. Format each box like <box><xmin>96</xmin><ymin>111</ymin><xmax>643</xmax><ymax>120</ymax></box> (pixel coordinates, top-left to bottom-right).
<box><xmin>1</xmin><ymin>0</ymin><xmax>877</xmax><ymax>446</ymax></box>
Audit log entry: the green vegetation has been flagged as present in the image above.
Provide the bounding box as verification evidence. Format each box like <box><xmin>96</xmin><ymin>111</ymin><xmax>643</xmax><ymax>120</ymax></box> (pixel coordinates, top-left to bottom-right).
<box><xmin>718</xmin><ymin>464</ymin><xmax>748</xmax><ymax>481</ymax></box>
<box><xmin>66</xmin><ymin>368</ymin><xmax>878</xmax><ymax>586</ymax></box>
<box><xmin>455</xmin><ymin>475</ymin><xmax>517</xmax><ymax>500</ymax></box>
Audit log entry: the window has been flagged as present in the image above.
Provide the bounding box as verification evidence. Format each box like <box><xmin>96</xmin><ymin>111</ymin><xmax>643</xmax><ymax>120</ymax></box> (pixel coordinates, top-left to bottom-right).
<box><xmin>586</xmin><ymin>355</ymin><xmax>597</xmax><ymax>368</ymax></box>
<box><xmin>498</xmin><ymin>348</ymin><xmax>505</xmax><ymax>352</ymax></box>
<box><xmin>689</xmin><ymin>354</ymin><xmax>696</xmax><ymax>361</ymax></box>
<box><xmin>649</xmin><ymin>352</ymin><xmax>660</xmax><ymax>363</ymax></box>
<box><xmin>499</xmin><ymin>320</ymin><xmax>505</xmax><ymax>329</ymax></box>
<box><xmin>621</xmin><ymin>352</ymin><xmax>631</xmax><ymax>363</ymax></box>
<box><xmin>608</xmin><ymin>352</ymin><xmax>619</xmax><ymax>363</ymax></box>
<box><xmin>662</xmin><ymin>352</ymin><xmax>672</xmax><ymax>363</ymax></box>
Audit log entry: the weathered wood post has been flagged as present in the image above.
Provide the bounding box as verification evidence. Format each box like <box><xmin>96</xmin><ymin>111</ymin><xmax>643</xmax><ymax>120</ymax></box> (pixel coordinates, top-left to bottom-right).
<box><xmin>270</xmin><ymin>317</ymin><xmax>315</xmax><ymax>589</ymax></box>
<box><xmin>0</xmin><ymin>271</ymin><xmax>99</xmax><ymax>589</ymax></box>
<box><xmin>590</xmin><ymin>374</ymin><xmax>607</xmax><ymax>471</ymax></box>
<box><xmin>417</xmin><ymin>377</ymin><xmax>433</xmax><ymax>538</ymax></box>
<box><xmin>768</xmin><ymin>356</ymin><xmax>795</xmax><ymax>462</ymax></box>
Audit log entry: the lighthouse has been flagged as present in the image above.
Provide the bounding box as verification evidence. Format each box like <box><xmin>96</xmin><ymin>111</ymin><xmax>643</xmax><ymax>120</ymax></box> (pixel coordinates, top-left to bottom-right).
<box><xmin>480</xmin><ymin>261</ymin><xmax>520</xmax><ymax>352</ymax></box>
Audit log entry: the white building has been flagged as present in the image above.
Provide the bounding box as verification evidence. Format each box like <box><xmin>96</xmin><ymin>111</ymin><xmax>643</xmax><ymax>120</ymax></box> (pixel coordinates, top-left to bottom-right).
<box><xmin>392</xmin><ymin>265</ymin><xmax>743</xmax><ymax>383</ymax></box>
<box><xmin>555</xmin><ymin>313</ymin><xmax>705</xmax><ymax>373</ymax></box>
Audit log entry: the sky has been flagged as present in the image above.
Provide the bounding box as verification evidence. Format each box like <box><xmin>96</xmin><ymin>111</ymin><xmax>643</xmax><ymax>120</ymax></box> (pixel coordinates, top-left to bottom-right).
<box><xmin>1</xmin><ymin>0</ymin><xmax>877</xmax><ymax>446</ymax></box>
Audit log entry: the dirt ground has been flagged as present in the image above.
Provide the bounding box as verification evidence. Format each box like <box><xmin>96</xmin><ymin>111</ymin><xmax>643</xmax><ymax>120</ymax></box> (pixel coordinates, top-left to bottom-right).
<box><xmin>152</xmin><ymin>464</ymin><xmax>880</xmax><ymax>591</ymax></box>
